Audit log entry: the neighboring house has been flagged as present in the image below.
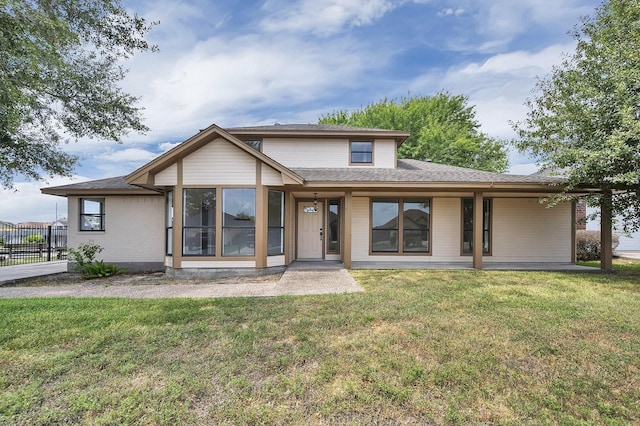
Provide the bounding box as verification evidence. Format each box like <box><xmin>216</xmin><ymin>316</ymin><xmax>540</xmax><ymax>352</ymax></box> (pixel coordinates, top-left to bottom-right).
<box><xmin>42</xmin><ymin>123</ymin><xmax>594</xmax><ymax>274</ymax></box>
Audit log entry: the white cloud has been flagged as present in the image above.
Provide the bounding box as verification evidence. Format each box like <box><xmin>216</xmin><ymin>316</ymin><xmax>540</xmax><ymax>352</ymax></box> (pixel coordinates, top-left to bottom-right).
<box><xmin>437</xmin><ymin>7</ymin><xmax>465</xmax><ymax>17</ymax></box>
<box><xmin>0</xmin><ymin>175</ymin><xmax>91</xmax><ymax>224</ymax></box>
<box><xmin>98</xmin><ymin>148</ymin><xmax>157</xmax><ymax>163</ymax></box>
<box><xmin>127</xmin><ymin>34</ymin><xmax>376</xmax><ymax>138</ymax></box>
<box><xmin>159</xmin><ymin>142</ymin><xmax>181</xmax><ymax>152</ymax></box>
<box><xmin>409</xmin><ymin>42</ymin><xmax>575</xmax><ymax>139</ymax></box>
<box><xmin>260</xmin><ymin>0</ymin><xmax>396</xmax><ymax>36</ymax></box>
<box><xmin>474</xmin><ymin>0</ymin><xmax>595</xmax><ymax>52</ymax></box>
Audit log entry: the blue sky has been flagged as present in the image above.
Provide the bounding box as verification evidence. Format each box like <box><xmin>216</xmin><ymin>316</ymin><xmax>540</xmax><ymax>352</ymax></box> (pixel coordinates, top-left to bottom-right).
<box><xmin>1</xmin><ymin>0</ymin><xmax>603</xmax><ymax>224</ymax></box>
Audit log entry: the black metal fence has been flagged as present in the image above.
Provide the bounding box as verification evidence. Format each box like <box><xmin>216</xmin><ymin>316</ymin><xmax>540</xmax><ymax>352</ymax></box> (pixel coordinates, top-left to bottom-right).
<box><xmin>0</xmin><ymin>225</ymin><xmax>68</xmax><ymax>267</ymax></box>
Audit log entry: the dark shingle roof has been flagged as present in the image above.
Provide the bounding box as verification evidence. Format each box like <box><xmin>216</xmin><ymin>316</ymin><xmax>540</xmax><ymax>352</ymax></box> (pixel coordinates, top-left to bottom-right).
<box><xmin>41</xmin><ymin>176</ymin><xmax>159</xmax><ymax>195</ymax></box>
<box><xmin>290</xmin><ymin>159</ymin><xmax>565</xmax><ymax>184</ymax></box>
<box><xmin>45</xmin><ymin>176</ymin><xmax>138</xmax><ymax>190</ymax></box>
<box><xmin>42</xmin><ymin>160</ymin><xmax>564</xmax><ymax>195</ymax></box>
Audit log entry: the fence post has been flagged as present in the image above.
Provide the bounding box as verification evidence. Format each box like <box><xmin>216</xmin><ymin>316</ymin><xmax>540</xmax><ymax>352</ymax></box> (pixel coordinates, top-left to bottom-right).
<box><xmin>47</xmin><ymin>225</ymin><xmax>52</xmax><ymax>262</ymax></box>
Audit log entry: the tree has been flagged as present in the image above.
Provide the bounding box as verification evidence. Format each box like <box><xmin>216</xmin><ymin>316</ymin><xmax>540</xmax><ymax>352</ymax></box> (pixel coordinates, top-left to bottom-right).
<box><xmin>319</xmin><ymin>93</ymin><xmax>509</xmax><ymax>173</ymax></box>
<box><xmin>0</xmin><ymin>0</ymin><xmax>157</xmax><ymax>188</ymax></box>
<box><xmin>513</xmin><ymin>0</ymin><xmax>640</xmax><ymax>231</ymax></box>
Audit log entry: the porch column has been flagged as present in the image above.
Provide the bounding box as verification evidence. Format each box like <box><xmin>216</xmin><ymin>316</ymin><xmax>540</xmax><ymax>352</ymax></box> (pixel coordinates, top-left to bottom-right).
<box><xmin>172</xmin><ymin>160</ymin><xmax>184</xmax><ymax>268</ymax></box>
<box><xmin>473</xmin><ymin>191</ymin><xmax>483</xmax><ymax>269</ymax></box>
<box><xmin>343</xmin><ymin>191</ymin><xmax>353</xmax><ymax>269</ymax></box>
<box><xmin>600</xmin><ymin>190</ymin><xmax>613</xmax><ymax>271</ymax></box>
<box><xmin>284</xmin><ymin>192</ymin><xmax>295</xmax><ymax>264</ymax></box>
<box><xmin>255</xmin><ymin>184</ymin><xmax>267</xmax><ymax>269</ymax></box>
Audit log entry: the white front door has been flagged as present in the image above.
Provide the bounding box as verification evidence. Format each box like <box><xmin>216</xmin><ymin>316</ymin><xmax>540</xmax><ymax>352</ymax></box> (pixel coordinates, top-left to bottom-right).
<box><xmin>297</xmin><ymin>201</ymin><xmax>323</xmax><ymax>259</ymax></box>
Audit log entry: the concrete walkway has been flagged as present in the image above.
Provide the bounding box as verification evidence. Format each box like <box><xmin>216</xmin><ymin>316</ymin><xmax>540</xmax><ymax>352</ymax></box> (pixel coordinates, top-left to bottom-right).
<box><xmin>0</xmin><ymin>261</ymin><xmax>363</xmax><ymax>299</ymax></box>
<box><xmin>615</xmin><ymin>251</ymin><xmax>640</xmax><ymax>260</ymax></box>
<box><xmin>0</xmin><ymin>261</ymin><xmax>67</xmax><ymax>284</ymax></box>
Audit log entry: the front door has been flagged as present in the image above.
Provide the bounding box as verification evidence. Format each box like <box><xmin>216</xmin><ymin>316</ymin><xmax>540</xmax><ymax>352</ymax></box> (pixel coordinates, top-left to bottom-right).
<box><xmin>297</xmin><ymin>201</ymin><xmax>323</xmax><ymax>259</ymax></box>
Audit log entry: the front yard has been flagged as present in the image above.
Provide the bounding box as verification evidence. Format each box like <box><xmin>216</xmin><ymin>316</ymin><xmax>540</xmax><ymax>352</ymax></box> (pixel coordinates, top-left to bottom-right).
<box><xmin>1</xmin><ymin>260</ymin><xmax>639</xmax><ymax>424</ymax></box>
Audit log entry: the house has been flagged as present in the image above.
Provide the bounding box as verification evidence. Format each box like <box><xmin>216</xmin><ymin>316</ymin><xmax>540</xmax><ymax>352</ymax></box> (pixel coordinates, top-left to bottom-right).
<box><xmin>42</xmin><ymin>123</ymin><xmax>601</xmax><ymax>275</ymax></box>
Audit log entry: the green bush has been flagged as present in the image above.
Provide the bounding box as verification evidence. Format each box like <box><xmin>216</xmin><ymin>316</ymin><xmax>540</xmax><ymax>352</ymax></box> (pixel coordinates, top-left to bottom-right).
<box><xmin>81</xmin><ymin>260</ymin><xmax>125</xmax><ymax>279</ymax></box>
<box><xmin>22</xmin><ymin>234</ymin><xmax>44</xmax><ymax>243</ymax></box>
<box><xmin>576</xmin><ymin>230</ymin><xmax>620</xmax><ymax>261</ymax></box>
<box><xmin>0</xmin><ymin>236</ymin><xmax>4</xmax><ymax>246</ymax></box>
<box><xmin>68</xmin><ymin>242</ymin><xmax>125</xmax><ymax>279</ymax></box>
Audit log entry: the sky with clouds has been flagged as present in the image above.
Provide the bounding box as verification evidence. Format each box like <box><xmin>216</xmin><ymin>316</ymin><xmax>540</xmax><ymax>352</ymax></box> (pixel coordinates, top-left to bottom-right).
<box><xmin>1</xmin><ymin>0</ymin><xmax>603</xmax><ymax>224</ymax></box>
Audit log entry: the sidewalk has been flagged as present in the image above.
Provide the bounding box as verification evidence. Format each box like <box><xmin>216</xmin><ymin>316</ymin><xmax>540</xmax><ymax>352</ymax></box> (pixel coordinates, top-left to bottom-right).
<box><xmin>0</xmin><ymin>261</ymin><xmax>68</xmax><ymax>284</ymax></box>
<box><xmin>615</xmin><ymin>251</ymin><xmax>640</xmax><ymax>260</ymax></box>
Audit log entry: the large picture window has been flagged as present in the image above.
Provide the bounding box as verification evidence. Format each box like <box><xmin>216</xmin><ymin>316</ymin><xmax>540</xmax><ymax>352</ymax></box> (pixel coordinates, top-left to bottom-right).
<box><xmin>462</xmin><ymin>198</ymin><xmax>491</xmax><ymax>255</ymax></box>
<box><xmin>79</xmin><ymin>198</ymin><xmax>105</xmax><ymax>231</ymax></box>
<box><xmin>372</xmin><ymin>198</ymin><xmax>431</xmax><ymax>254</ymax></box>
<box><xmin>403</xmin><ymin>200</ymin><xmax>430</xmax><ymax>252</ymax></box>
<box><xmin>350</xmin><ymin>141</ymin><xmax>373</xmax><ymax>164</ymax></box>
<box><xmin>372</xmin><ymin>199</ymin><xmax>399</xmax><ymax>252</ymax></box>
<box><xmin>222</xmin><ymin>188</ymin><xmax>256</xmax><ymax>257</ymax></box>
<box><xmin>268</xmin><ymin>190</ymin><xmax>284</xmax><ymax>256</ymax></box>
<box><xmin>183</xmin><ymin>189</ymin><xmax>216</xmax><ymax>256</ymax></box>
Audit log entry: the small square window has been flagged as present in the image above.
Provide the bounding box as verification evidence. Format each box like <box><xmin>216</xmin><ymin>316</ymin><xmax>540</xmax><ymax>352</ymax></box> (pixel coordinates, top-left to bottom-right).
<box><xmin>351</xmin><ymin>141</ymin><xmax>373</xmax><ymax>164</ymax></box>
<box><xmin>80</xmin><ymin>198</ymin><xmax>105</xmax><ymax>231</ymax></box>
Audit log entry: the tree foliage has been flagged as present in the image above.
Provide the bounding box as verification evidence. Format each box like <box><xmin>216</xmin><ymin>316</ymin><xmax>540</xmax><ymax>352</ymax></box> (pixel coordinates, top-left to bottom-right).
<box><xmin>0</xmin><ymin>0</ymin><xmax>157</xmax><ymax>188</ymax></box>
<box><xmin>513</xmin><ymin>0</ymin><xmax>640</xmax><ymax>231</ymax></box>
<box><xmin>319</xmin><ymin>93</ymin><xmax>509</xmax><ymax>173</ymax></box>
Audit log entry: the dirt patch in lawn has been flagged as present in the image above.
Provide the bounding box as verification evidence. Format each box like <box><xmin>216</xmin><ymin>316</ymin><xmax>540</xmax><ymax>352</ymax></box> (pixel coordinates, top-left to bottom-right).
<box><xmin>3</xmin><ymin>271</ymin><xmax>284</xmax><ymax>287</ymax></box>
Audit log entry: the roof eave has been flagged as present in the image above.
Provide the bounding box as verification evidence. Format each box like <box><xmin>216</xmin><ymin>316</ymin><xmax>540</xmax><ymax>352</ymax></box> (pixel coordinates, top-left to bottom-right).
<box><xmin>299</xmin><ymin>181</ymin><xmax>576</xmax><ymax>191</ymax></box>
<box><xmin>40</xmin><ymin>188</ymin><xmax>161</xmax><ymax>197</ymax></box>
<box><xmin>228</xmin><ymin>129</ymin><xmax>410</xmax><ymax>142</ymax></box>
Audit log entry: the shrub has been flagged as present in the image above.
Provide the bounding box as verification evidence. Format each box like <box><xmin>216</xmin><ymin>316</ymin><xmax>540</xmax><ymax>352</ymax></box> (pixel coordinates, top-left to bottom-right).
<box><xmin>22</xmin><ymin>234</ymin><xmax>44</xmax><ymax>243</ymax></box>
<box><xmin>82</xmin><ymin>260</ymin><xmax>125</xmax><ymax>279</ymax></box>
<box><xmin>68</xmin><ymin>241</ymin><xmax>103</xmax><ymax>270</ymax></box>
<box><xmin>0</xmin><ymin>236</ymin><xmax>4</xmax><ymax>246</ymax></box>
<box><xmin>68</xmin><ymin>242</ymin><xmax>124</xmax><ymax>279</ymax></box>
<box><xmin>576</xmin><ymin>230</ymin><xmax>620</xmax><ymax>261</ymax></box>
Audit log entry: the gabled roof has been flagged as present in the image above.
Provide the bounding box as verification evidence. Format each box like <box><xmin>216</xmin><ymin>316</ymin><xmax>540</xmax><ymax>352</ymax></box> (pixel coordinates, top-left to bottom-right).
<box><xmin>226</xmin><ymin>123</ymin><xmax>410</xmax><ymax>145</ymax></box>
<box><xmin>42</xmin><ymin>176</ymin><xmax>159</xmax><ymax>196</ymax></box>
<box><xmin>125</xmin><ymin>124</ymin><xmax>304</xmax><ymax>186</ymax></box>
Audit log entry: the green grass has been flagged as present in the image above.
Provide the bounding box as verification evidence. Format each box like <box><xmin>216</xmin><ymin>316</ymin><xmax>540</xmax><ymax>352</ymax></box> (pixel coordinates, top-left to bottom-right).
<box><xmin>2</xmin><ymin>260</ymin><xmax>640</xmax><ymax>425</ymax></box>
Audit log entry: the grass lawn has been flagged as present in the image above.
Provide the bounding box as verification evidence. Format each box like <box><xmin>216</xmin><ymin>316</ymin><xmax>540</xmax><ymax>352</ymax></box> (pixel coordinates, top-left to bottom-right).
<box><xmin>1</xmin><ymin>260</ymin><xmax>639</xmax><ymax>425</ymax></box>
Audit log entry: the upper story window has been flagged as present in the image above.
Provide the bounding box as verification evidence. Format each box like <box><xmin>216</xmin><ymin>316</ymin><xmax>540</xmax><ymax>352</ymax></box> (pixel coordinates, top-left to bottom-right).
<box><xmin>241</xmin><ymin>139</ymin><xmax>262</xmax><ymax>151</ymax></box>
<box><xmin>79</xmin><ymin>198</ymin><xmax>105</xmax><ymax>231</ymax></box>
<box><xmin>350</xmin><ymin>141</ymin><xmax>373</xmax><ymax>164</ymax></box>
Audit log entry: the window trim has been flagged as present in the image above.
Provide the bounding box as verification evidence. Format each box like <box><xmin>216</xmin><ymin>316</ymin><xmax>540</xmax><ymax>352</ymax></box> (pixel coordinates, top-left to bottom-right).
<box><xmin>349</xmin><ymin>140</ymin><xmax>374</xmax><ymax>165</ymax></box>
<box><xmin>460</xmin><ymin>198</ymin><xmax>492</xmax><ymax>256</ymax></box>
<box><xmin>369</xmin><ymin>197</ymin><xmax>432</xmax><ymax>256</ymax></box>
<box><xmin>79</xmin><ymin>198</ymin><xmax>105</xmax><ymax>232</ymax></box>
